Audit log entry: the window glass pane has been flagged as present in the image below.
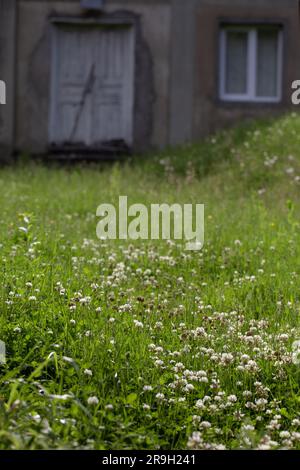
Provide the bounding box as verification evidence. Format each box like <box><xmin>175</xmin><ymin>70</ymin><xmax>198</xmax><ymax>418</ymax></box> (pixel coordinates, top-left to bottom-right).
<box><xmin>256</xmin><ymin>30</ymin><xmax>279</xmax><ymax>97</ymax></box>
<box><xmin>225</xmin><ymin>31</ymin><xmax>248</xmax><ymax>94</ymax></box>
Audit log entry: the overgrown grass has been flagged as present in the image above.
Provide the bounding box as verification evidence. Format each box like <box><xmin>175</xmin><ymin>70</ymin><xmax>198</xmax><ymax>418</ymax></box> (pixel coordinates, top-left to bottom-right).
<box><xmin>1</xmin><ymin>113</ymin><xmax>300</xmax><ymax>449</ymax></box>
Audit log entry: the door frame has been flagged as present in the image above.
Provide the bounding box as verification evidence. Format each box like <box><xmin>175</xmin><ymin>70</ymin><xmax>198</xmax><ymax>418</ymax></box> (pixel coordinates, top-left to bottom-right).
<box><xmin>48</xmin><ymin>15</ymin><xmax>136</xmax><ymax>150</ymax></box>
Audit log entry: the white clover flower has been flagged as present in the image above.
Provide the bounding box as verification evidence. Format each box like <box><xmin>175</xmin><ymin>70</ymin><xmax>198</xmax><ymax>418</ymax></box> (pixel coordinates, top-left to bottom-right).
<box><xmin>242</xmin><ymin>424</ymin><xmax>255</xmax><ymax>432</ymax></box>
<box><xmin>221</xmin><ymin>353</ymin><xmax>234</xmax><ymax>364</ymax></box>
<box><xmin>197</xmin><ymin>370</ymin><xmax>207</xmax><ymax>377</ymax></box>
<box><xmin>195</xmin><ymin>400</ymin><xmax>205</xmax><ymax>410</ymax></box>
<box><xmin>184</xmin><ymin>384</ymin><xmax>194</xmax><ymax>392</ymax></box>
<box><xmin>192</xmin><ymin>415</ymin><xmax>201</xmax><ymax>424</ymax></box>
<box><xmin>279</xmin><ymin>431</ymin><xmax>291</xmax><ymax>439</ymax></box>
<box><xmin>79</xmin><ymin>297</ymin><xmax>91</xmax><ymax>305</ymax></box>
<box><xmin>255</xmin><ymin>398</ymin><xmax>268</xmax><ymax>409</ymax></box>
<box><xmin>187</xmin><ymin>431</ymin><xmax>202</xmax><ymax>449</ymax></box>
<box><xmin>200</xmin><ymin>421</ymin><xmax>211</xmax><ymax>429</ymax></box>
<box><xmin>173</xmin><ymin>362</ymin><xmax>184</xmax><ymax>372</ymax></box>
<box><xmin>154</xmin><ymin>360</ymin><xmax>164</xmax><ymax>367</ymax></box>
<box><xmin>143</xmin><ymin>385</ymin><xmax>153</xmax><ymax>392</ymax></box>
<box><xmin>227</xmin><ymin>395</ymin><xmax>237</xmax><ymax>403</ymax></box>
<box><xmin>245</xmin><ymin>360</ymin><xmax>259</xmax><ymax>372</ymax></box>
<box><xmin>84</xmin><ymin>369</ymin><xmax>93</xmax><ymax>377</ymax></box>
<box><xmin>199</xmin><ymin>376</ymin><xmax>208</xmax><ymax>383</ymax></box>
<box><xmin>32</xmin><ymin>414</ymin><xmax>41</xmax><ymax>423</ymax></box>
<box><xmin>87</xmin><ymin>396</ymin><xmax>99</xmax><ymax>406</ymax></box>
<box><xmin>278</xmin><ymin>333</ymin><xmax>289</xmax><ymax>341</ymax></box>
<box><xmin>155</xmin><ymin>393</ymin><xmax>165</xmax><ymax>401</ymax></box>
<box><xmin>203</xmin><ymin>395</ymin><xmax>211</xmax><ymax>403</ymax></box>
<box><xmin>241</xmin><ymin>354</ymin><xmax>250</xmax><ymax>362</ymax></box>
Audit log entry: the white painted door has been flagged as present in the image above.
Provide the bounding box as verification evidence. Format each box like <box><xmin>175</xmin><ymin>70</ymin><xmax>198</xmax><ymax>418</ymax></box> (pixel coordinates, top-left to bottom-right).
<box><xmin>49</xmin><ymin>24</ymin><xmax>135</xmax><ymax>147</ymax></box>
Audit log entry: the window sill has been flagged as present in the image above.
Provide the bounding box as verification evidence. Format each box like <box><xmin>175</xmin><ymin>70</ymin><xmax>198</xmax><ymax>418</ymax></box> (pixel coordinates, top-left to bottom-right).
<box><xmin>217</xmin><ymin>97</ymin><xmax>283</xmax><ymax>107</ymax></box>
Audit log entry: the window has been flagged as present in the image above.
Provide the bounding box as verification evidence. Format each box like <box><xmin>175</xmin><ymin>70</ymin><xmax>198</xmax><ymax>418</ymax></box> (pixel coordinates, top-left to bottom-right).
<box><xmin>219</xmin><ymin>25</ymin><xmax>283</xmax><ymax>102</ymax></box>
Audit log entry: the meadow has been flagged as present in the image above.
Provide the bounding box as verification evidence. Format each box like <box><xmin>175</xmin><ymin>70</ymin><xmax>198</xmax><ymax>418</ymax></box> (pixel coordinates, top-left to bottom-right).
<box><xmin>1</xmin><ymin>113</ymin><xmax>300</xmax><ymax>449</ymax></box>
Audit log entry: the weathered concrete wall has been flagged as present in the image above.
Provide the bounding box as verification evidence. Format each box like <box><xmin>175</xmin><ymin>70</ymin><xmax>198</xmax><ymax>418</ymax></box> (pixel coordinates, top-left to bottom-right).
<box><xmin>16</xmin><ymin>1</ymin><xmax>81</xmax><ymax>154</ymax></box>
<box><xmin>0</xmin><ymin>0</ymin><xmax>16</xmax><ymax>161</ymax></box>
<box><xmin>169</xmin><ymin>0</ymin><xmax>197</xmax><ymax>145</ymax></box>
<box><xmin>7</xmin><ymin>0</ymin><xmax>300</xmax><ymax>156</ymax></box>
<box><xmin>107</xmin><ymin>1</ymin><xmax>172</xmax><ymax>149</ymax></box>
<box><xmin>193</xmin><ymin>0</ymin><xmax>300</xmax><ymax>138</ymax></box>
<box><xmin>168</xmin><ymin>0</ymin><xmax>300</xmax><ymax>144</ymax></box>
<box><xmin>15</xmin><ymin>0</ymin><xmax>171</xmax><ymax>154</ymax></box>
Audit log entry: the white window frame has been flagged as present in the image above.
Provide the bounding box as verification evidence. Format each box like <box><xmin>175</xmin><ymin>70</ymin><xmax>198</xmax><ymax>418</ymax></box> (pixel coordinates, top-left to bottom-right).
<box><xmin>219</xmin><ymin>26</ymin><xmax>283</xmax><ymax>103</ymax></box>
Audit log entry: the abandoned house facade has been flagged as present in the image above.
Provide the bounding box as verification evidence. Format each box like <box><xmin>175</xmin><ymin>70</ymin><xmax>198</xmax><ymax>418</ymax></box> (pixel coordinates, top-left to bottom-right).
<box><xmin>0</xmin><ymin>0</ymin><xmax>299</xmax><ymax>160</ymax></box>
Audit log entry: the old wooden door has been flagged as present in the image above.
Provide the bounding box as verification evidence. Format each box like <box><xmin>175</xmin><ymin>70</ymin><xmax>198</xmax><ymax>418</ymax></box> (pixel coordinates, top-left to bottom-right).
<box><xmin>49</xmin><ymin>23</ymin><xmax>135</xmax><ymax>148</ymax></box>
